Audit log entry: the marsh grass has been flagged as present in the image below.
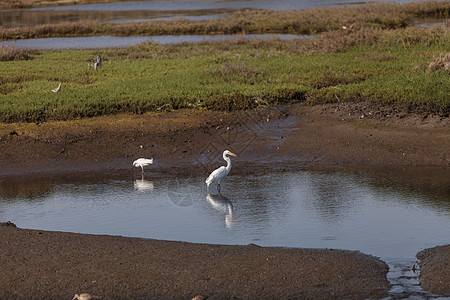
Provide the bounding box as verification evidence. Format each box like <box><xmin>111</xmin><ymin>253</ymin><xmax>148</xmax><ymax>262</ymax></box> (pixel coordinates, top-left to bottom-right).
<box><xmin>1</xmin><ymin>1</ymin><xmax>449</xmax><ymax>40</ymax></box>
<box><xmin>0</xmin><ymin>26</ymin><xmax>449</xmax><ymax>122</ymax></box>
<box><xmin>427</xmin><ymin>53</ymin><xmax>450</xmax><ymax>71</ymax></box>
<box><xmin>0</xmin><ymin>0</ymin><xmax>138</xmax><ymax>9</ymax></box>
<box><xmin>0</xmin><ymin>46</ymin><xmax>39</xmax><ymax>61</ymax></box>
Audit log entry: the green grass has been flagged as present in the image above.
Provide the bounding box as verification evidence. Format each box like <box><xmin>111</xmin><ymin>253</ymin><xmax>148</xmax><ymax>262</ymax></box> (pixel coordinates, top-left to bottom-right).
<box><xmin>0</xmin><ymin>26</ymin><xmax>449</xmax><ymax>123</ymax></box>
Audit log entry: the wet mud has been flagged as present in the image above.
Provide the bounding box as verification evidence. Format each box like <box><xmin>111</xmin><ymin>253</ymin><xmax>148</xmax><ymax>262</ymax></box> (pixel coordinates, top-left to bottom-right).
<box><xmin>0</xmin><ymin>102</ymin><xmax>449</xmax><ymax>298</ymax></box>
<box><xmin>0</xmin><ymin>223</ymin><xmax>390</xmax><ymax>299</ymax></box>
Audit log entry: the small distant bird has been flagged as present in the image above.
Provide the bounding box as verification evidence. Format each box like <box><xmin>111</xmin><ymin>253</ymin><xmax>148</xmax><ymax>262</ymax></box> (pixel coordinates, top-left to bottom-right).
<box><xmin>93</xmin><ymin>54</ymin><xmax>102</xmax><ymax>70</ymax></box>
<box><xmin>206</xmin><ymin>150</ymin><xmax>237</xmax><ymax>192</ymax></box>
<box><xmin>51</xmin><ymin>82</ymin><xmax>61</xmax><ymax>93</ymax></box>
<box><xmin>97</xmin><ymin>54</ymin><xmax>102</xmax><ymax>67</ymax></box>
<box><xmin>133</xmin><ymin>158</ymin><xmax>154</xmax><ymax>173</ymax></box>
<box><xmin>72</xmin><ymin>293</ymin><xmax>100</xmax><ymax>300</ymax></box>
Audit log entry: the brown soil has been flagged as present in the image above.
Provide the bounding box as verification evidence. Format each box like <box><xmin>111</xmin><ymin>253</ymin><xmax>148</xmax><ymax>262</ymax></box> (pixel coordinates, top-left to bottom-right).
<box><xmin>417</xmin><ymin>245</ymin><xmax>450</xmax><ymax>296</ymax></box>
<box><xmin>0</xmin><ymin>222</ymin><xmax>390</xmax><ymax>300</ymax></box>
<box><xmin>0</xmin><ymin>102</ymin><xmax>449</xmax><ymax>299</ymax></box>
<box><xmin>1</xmin><ymin>102</ymin><xmax>448</xmax><ymax>177</ymax></box>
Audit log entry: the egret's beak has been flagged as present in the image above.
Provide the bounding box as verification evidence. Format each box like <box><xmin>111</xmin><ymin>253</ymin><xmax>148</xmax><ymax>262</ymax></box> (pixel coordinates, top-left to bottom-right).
<box><xmin>229</xmin><ymin>152</ymin><xmax>237</xmax><ymax>157</ymax></box>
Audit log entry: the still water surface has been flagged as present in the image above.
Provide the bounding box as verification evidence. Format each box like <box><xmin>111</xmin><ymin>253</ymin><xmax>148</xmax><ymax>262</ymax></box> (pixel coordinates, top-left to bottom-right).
<box><xmin>1</xmin><ymin>0</ymin><xmax>443</xmax><ymax>27</ymax></box>
<box><xmin>1</xmin><ymin>167</ymin><xmax>449</xmax><ymax>297</ymax></box>
<box><xmin>1</xmin><ymin>168</ymin><xmax>449</xmax><ymax>261</ymax></box>
<box><xmin>0</xmin><ymin>33</ymin><xmax>307</xmax><ymax>49</ymax></box>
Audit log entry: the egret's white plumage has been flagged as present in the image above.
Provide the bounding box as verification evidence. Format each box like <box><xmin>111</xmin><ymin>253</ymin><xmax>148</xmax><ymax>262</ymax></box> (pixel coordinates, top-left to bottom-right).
<box><xmin>205</xmin><ymin>150</ymin><xmax>237</xmax><ymax>192</ymax></box>
<box><xmin>51</xmin><ymin>82</ymin><xmax>61</xmax><ymax>93</ymax></box>
<box><xmin>133</xmin><ymin>158</ymin><xmax>153</xmax><ymax>173</ymax></box>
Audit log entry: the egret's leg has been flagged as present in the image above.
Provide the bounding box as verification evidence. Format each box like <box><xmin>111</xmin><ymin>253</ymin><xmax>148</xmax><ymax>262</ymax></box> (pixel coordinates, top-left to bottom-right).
<box><xmin>141</xmin><ymin>166</ymin><xmax>144</xmax><ymax>173</ymax></box>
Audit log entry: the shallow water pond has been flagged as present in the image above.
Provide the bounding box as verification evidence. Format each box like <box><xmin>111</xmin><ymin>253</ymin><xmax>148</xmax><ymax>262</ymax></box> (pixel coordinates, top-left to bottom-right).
<box><xmin>1</xmin><ymin>166</ymin><xmax>449</xmax><ymax>298</ymax></box>
<box><xmin>1</xmin><ymin>167</ymin><xmax>449</xmax><ymax>260</ymax></box>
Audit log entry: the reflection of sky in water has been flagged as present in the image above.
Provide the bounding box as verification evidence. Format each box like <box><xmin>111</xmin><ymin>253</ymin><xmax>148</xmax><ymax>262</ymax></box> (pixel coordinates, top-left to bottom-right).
<box><xmin>0</xmin><ymin>0</ymin><xmax>442</xmax><ymax>28</ymax></box>
<box><xmin>0</xmin><ymin>34</ymin><xmax>307</xmax><ymax>49</ymax></box>
<box><xmin>1</xmin><ymin>168</ymin><xmax>449</xmax><ymax>263</ymax></box>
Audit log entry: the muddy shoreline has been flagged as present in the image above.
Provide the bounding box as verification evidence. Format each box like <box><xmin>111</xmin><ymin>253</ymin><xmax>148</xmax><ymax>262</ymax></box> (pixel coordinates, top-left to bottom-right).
<box><xmin>0</xmin><ymin>222</ymin><xmax>392</xmax><ymax>300</ymax></box>
<box><xmin>1</xmin><ymin>102</ymin><xmax>449</xmax><ymax>176</ymax></box>
<box><xmin>1</xmin><ymin>102</ymin><xmax>449</xmax><ymax>298</ymax></box>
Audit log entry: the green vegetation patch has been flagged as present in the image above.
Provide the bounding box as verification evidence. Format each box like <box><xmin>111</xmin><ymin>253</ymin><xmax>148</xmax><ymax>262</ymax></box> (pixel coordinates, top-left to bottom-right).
<box><xmin>0</xmin><ymin>26</ymin><xmax>449</xmax><ymax>123</ymax></box>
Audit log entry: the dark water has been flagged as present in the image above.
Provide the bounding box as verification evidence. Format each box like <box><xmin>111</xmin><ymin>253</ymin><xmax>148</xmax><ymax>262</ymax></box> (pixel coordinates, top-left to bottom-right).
<box><xmin>1</xmin><ymin>0</ymin><xmax>444</xmax><ymax>28</ymax></box>
<box><xmin>1</xmin><ymin>166</ymin><xmax>449</xmax><ymax>298</ymax></box>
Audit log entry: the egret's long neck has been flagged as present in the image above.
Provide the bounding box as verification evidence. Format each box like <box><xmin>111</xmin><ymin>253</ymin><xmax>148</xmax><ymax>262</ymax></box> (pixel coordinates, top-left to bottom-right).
<box><xmin>224</xmin><ymin>155</ymin><xmax>232</xmax><ymax>172</ymax></box>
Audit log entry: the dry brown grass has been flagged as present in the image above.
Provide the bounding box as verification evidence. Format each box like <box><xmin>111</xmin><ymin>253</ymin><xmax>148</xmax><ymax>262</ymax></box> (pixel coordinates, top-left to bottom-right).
<box><xmin>427</xmin><ymin>53</ymin><xmax>450</xmax><ymax>71</ymax></box>
<box><xmin>106</xmin><ymin>25</ymin><xmax>448</xmax><ymax>62</ymax></box>
<box><xmin>0</xmin><ymin>45</ymin><xmax>39</xmax><ymax>61</ymax></box>
<box><xmin>1</xmin><ymin>1</ymin><xmax>448</xmax><ymax>40</ymax></box>
<box><xmin>0</xmin><ymin>0</ymin><xmax>137</xmax><ymax>9</ymax></box>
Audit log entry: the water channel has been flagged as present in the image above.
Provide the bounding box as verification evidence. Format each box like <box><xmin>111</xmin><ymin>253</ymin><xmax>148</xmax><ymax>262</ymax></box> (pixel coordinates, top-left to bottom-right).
<box><xmin>1</xmin><ymin>0</ymin><xmax>446</xmax><ymax>28</ymax></box>
<box><xmin>1</xmin><ymin>166</ymin><xmax>449</xmax><ymax>298</ymax></box>
<box><xmin>0</xmin><ymin>33</ymin><xmax>308</xmax><ymax>49</ymax></box>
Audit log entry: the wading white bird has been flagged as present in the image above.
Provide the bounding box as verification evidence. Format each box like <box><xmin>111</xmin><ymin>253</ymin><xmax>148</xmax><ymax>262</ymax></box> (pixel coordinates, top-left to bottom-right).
<box><xmin>205</xmin><ymin>150</ymin><xmax>237</xmax><ymax>192</ymax></box>
<box><xmin>51</xmin><ymin>82</ymin><xmax>61</xmax><ymax>93</ymax></box>
<box><xmin>133</xmin><ymin>158</ymin><xmax>153</xmax><ymax>173</ymax></box>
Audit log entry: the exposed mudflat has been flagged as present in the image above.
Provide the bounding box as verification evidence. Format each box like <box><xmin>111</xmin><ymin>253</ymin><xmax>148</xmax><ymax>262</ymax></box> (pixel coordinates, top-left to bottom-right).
<box><xmin>0</xmin><ymin>102</ymin><xmax>448</xmax><ymax>177</ymax></box>
<box><xmin>417</xmin><ymin>244</ymin><xmax>450</xmax><ymax>297</ymax></box>
<box><xmin>0</xmin><ymin>222</ymin><xmax>390</xmax><ymax>300</ymax></box>
<box><xmin>0</xmin><ymin>102</ymin><xmax>449</xmax><ymax>299</ymax></box>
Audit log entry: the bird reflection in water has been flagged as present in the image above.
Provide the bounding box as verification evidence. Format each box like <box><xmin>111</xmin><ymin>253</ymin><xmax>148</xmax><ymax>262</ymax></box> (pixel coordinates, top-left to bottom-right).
<box><xmin>134</xmin><ymin>174</ymin><xmax>154</xmax><ymax>192</ymax></box>
<box><xmin>206</xmin><ymin>192</ymin><xmax>235</xmax><ymax>228</ymax></box>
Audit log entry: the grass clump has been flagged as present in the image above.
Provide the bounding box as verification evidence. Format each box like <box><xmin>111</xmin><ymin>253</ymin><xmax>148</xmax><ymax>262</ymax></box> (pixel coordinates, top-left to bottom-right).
<box><xmin>427</xmin><ymin>53</ymin><xmax>450</xmax><ymax>71</ymax></box>
<box><xmin>0</xmin><ymin>46</ymin><xmax>39</xmax><ymax>61</ymax></box>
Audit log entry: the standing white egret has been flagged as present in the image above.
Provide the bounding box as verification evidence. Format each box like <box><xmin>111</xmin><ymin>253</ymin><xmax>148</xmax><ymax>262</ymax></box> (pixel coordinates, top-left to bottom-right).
<box><xmin>51</xmin><ymin>82</ymin><xmax>61</xmax><ymax>93</ymax></box>
<box><xmin>205</xmin><ymin>150</ymin><xmax>237</xmax><ymax>192</ymax></box>
<box><xmin>133</xmin><ymin>158</ymin><xmax>153</xmax><ymax>173</ymax></box>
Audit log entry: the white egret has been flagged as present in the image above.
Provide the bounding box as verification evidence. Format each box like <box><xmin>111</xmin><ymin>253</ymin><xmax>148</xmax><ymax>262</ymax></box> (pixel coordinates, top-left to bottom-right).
<box><xmin>133</xmin><ymin>158</ymin><xmax>153</xmax><ymax>173</ymax></box>
<box><xmin>205</xmin><ymin>150</ymin><xmax>237</xmax><ymax>192</ymax></box>
<box><xmin>51</xmin><ymin>82</ymin><xmax>61</xmax><ymax>93</ymax></box>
